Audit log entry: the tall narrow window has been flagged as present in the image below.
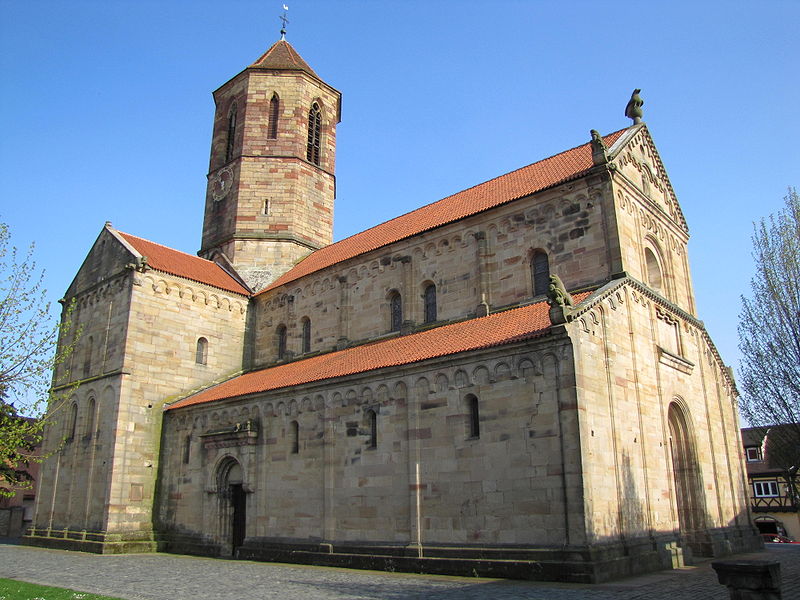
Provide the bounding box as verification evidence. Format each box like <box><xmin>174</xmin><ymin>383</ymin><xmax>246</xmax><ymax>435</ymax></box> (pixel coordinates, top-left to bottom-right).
<box><xmin>268</xmin><ymin>93</ymin><xmax>280</xmax><ymax>139</ymax></box>
<box><xmin>389</xmin><ymin>291</ymin><xmax>402</xmax><ymax>332</ymax></box>
<box><xmin>85</xmin><ymin>397</ymin><xmax>96</xmax><ymax>437</ymax></box>
<box><xmin>301</xmin><ymin>317</ymin><xmax>311</xmax><ymax>354</ymax></box>
<box><xmin>423</xmin><ymin>283</ymin><xmax>437</xmax><ymax>323</ymax></box>
<box><xmin>645</xmin><ymin>247</ymin><xmax>663</xmax><ymax>293</ymax></box>
<box><xmin>276</xmin><ymin>324</ymin><xmax>287</xmax><ymax>360</ymax></box>
<box><xmin>290</xmin><ymin>420</ymin><xmax>299</xmax><ymax>454</ymax></box>
<box><xmin>195</xmin><ymin>337</ymin><xmax>208</xmax><ymax>365</ymax></box>
<box><xmin>66</xmin><ymin>402</ymin><xmax>78</xmax><ymax>442</ymax></box>
<box><xmin>466</xmin><ymin>395</ymin><xmax>480</xmax><ymax>439</ymax></box>
<box><xmin>366</xmin><ymin>409</ymin><xmax>377</xmax><ymax>449</ymax></box>
<box><xmin>532</xmin><ymin>250</ymin><xmax>550</xmax><ymax>296</ymax></box>
<box><xmin>306</xmin><ymin>102</ymin><xmax>321</xmax><ymax>165</ymax></box>
<box><xmin>225</xmin><ymin>102</ymin><xmax>237</xmax><ymax>163</ymax></box>
<box><xmin>83</xmin><ymin>336</ymin><xmax>93</xmax><ymax>378</ymax></box>
<box><xmin>183</xmin><ymin>435</ymin><xmax>191</xmax><ymax>464</ymax></box>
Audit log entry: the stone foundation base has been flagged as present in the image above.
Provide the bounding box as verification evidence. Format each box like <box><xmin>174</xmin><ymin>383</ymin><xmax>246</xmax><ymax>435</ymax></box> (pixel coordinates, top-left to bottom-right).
<box><xmin>22</xmin><ymin>527</ymin><xmax>159</xmax><ymax>554</ymax></box>
<box><xmin>160</xmin><ymin>531</ymin><xmax>686</xmax><ymax>583</ymax></box>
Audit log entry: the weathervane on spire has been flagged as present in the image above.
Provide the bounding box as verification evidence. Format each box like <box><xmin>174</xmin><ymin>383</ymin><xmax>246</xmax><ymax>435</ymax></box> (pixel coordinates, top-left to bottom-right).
<box><xmin>280</xmin><ymin>4</ymin><xmax>289</xmax><ymax>40</ymax></box>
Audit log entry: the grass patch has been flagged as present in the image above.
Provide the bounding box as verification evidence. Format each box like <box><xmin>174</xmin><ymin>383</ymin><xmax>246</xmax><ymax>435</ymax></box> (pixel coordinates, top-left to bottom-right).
<box><xmin>0</xmin><ymin>578</ymin><xmax>125</xmax><ymax>600</ymax></box>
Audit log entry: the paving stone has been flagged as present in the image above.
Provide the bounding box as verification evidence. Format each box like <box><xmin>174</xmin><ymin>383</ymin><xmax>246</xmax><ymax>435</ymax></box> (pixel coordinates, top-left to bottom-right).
<box><xmin>1</xmin><ymin>541</ymin><xmax>798</xmax><ymax>600</ymax></box>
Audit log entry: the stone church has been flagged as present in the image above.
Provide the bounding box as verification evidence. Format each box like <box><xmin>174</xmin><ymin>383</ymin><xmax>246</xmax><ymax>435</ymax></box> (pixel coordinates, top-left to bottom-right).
<box><xmin>25</xmin><ymin>37</ymin><xmax>761</xmax><ymax>582</ymax></box>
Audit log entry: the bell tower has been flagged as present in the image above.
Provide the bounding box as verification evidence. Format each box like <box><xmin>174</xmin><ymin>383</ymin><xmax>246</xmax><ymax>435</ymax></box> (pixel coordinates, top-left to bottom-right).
<box><xmin>199</xmin><ymin>39</ymin><xmax>342</xmax><ymax>290</ymax></box>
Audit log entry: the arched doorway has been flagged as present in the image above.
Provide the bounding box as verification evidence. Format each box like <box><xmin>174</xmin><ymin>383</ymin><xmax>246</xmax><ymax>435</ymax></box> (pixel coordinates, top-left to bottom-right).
<box><xmin>667</xmin><ymin>402</ymin><xmax>709</xmax><ymax>555</ymax></box>
<box><xmin>216</xmin><ymin>457</ymin><xmax>246</xmax><ymax>556</ymax></box>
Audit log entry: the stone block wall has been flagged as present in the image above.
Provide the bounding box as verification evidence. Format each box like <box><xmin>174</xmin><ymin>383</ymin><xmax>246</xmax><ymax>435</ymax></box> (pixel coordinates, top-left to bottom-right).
<box><xmin>103</xmin><ymin>270</ymin><xmax>248</xmax><ymax>535</ymax></box>
<box><xmin>252</xmin><ymin>178</ymin><xmax>620</xmax><ymax>366</ymax></box>
<box><xmin>157</xmin><ymin>334</ymin><xmax>583</xmax><ymax>554</ymax></box>
<box><xmin>569</xmin><ymin>280</ymin><xmax>752</xmax><ymax>555</ymax></box>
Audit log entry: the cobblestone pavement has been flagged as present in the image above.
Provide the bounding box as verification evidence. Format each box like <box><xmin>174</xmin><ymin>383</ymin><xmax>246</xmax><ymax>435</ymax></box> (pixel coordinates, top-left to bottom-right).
<box><xmin>1</xmin><ymin>541</ymin><xmax>798</xmax><ymax>600</ymax></box>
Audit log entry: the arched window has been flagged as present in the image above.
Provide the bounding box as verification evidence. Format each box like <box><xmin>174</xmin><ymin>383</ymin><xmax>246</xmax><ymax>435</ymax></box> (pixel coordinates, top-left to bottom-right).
<box><xmin>195</xmin><ymin>337</ymin><xmax>208</xmax><ymax>365</ymax></box>
<box><xmin>85</xmin><ymin>397</ymin><xmax>96</xmax><ymax>437</ymax></box>
<box><xmin>466</xmin><ymin>394</ymin><xmax>480</xmax><ymax>439</ymax></box>
<box><xmin>389</xmin><ymin>291</ymin><xmax>402</xmax><ymax>332</ymax></box>
<box><xmin>83</xmin><ymin>336</ymin><xmax>93</xmax><ymax>378</ymax></box>
<box><xmin>301</xmin><ymin>317</ymin><xmax>311</xmax><ymax>354</ymax></box>
<box><xmin>268</xmin><ymin>93</ymin><xmax>280</xmax><ymax>139</ymax></box>
<box><xmin>423</xmin><ymin>283</ymin><xmax>437</xmax><ymax>323</ymax></box>
<box><xmin>66</xmin><ymin>402</ymin><xmax>78</xmax><ymax>442</ymax></box>
<box><xmin>276</xmin><ymin>324</ymin><xmax>287</xmax><ymax>360</ymax></box>
<box><xmin>531</xmin><ymin>250</ymin><xmax>550</xmax><ymax>296</ymax></box>
<box><xmin>306</xmin><ymin>102</ymin><xmax>321</xmax><ymax>165</ymax></box>
<box><xmin>225</xmin><ymin>102</ymin><xmax>237</xmax><ymax>163</ymax></box>
<box><xmin>290</xmin><ymin>420</ymin><xmax>299</xmax><ymax>454</ymax></box>
<box><xmin>366</xmin><ymin>409</ymin><xmax>377</xmax><ymax>449</ymax></box>
<box><xmin>645</xmin><ymin>247</ymin><xmax>663</xmax><ymax>293</ymax></box>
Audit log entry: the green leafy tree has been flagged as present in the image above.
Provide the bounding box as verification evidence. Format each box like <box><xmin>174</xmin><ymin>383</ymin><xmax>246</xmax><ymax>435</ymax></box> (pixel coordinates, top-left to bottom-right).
<box><xmin>0</xmin><ymin>221</ymin><xmax>76</xmax><ymax>497</ymax></box>
<box><xmin>738</xmin><ymin>188</ymin><xmax>800</xmax><ymax>479</ymax></box>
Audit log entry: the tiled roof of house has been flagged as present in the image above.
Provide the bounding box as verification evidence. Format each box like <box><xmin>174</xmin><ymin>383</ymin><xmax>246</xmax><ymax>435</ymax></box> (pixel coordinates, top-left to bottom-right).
<box><xmin>249</xmin><ymin>39</ymin><xmax>319</xmax><ymax>79</ymax></box>
<box><xmin>118</xmin><ymin>231</ymin><xmax>249</xmax><ymax>296</ymax></box>
<box><xmin>166</xmin><ymin>291</ymin><xmax>592</xmax><ymax>411</ymax></box>
<box><xmin>258</xmin><ymin>129</ymin><xmax>627</xmax><ymax>295</ymax></box>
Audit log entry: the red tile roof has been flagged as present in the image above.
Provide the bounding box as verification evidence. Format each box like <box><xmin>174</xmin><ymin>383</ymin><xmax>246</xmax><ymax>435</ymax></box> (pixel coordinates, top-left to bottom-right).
<box><xmin>166</xmin><ymin>291</ymin><xmax>592</xmax><ymax>411</ymax></box>
<box><xmin>118</xmin><ymin>231</ymin><xmax>249</xmax><ymax>296</ymax></box>
<box><xmin>258</xmin><ymin>129</ymin><xmax>627</xmax><ymax>295</ymax></box>
<box><xmin>250</xmin><ymin>40</ymin><xmax>319</xmax><ymax>79</ymax></box>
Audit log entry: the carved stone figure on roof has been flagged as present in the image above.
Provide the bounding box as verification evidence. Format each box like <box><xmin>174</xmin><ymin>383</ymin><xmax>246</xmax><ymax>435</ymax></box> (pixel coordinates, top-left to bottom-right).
<box><xmin>590</xmin><ymin>129</ymin><xmax>609</xmax><ymax>165</ymax></box>
<box><xmin>547</xmin><ymin>274</ymin><xmax>575</xmax><ymax>325</ymax></box>
<box><xmin>625</xmin><ymin>89</ymin><xmax>644</xmax><ymax>124</ymax></box>
<box><xmin>547</xmin><ymin>274</ymin><xmax>574</xmax><ymax>308</ymax></box>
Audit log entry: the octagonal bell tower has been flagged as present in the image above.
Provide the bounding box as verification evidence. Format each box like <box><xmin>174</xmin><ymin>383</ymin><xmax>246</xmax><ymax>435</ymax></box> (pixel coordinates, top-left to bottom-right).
<box><xmin>199</xmin><ymin>39</ymin><xmax>342</xmax><ymax>291</ymax></box>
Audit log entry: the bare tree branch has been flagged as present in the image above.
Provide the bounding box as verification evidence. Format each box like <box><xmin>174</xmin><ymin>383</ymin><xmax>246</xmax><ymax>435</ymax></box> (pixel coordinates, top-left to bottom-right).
<box><xmin>738</xmin><ymin>187</ymin><xmax>800</xmax><ymax>472</ymax></box>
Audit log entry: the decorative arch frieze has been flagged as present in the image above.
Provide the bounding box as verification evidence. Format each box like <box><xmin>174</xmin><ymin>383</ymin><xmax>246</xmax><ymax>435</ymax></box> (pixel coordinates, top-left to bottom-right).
<box><xmin>454</xmin><ymin>369</ymin><xmax>470</xmax><ymax>388</ymax></box>
<box><xmin>472</xmin><ymin>365</ymin><xmax>491</xmax><ymax>385</ymax></box>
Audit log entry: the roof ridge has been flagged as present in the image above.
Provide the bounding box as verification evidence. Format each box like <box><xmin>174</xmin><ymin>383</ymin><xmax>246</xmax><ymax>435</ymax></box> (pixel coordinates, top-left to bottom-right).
<box><xmin>360</xmin><ymin>128</ymin><xmax>630</xmax><ymax>234</ymax></box>
<box><xmin>258</xmin><ymin>128</ymin><xmax>629</xmax><ymax>295</ymax></box>
<box><xmin>166</xmin><ymin>290</ymin><xmax>593</xmax><ymax>411</ymax></box>
<box><xmin>117</xmin><ymin>230</ymin><xmax>250</xmax><ymax>296</ymax></box>
<box><xmin>119</xmin><ymin>231</ymin><xmax>215</xmax><ymax>263</ymax></box>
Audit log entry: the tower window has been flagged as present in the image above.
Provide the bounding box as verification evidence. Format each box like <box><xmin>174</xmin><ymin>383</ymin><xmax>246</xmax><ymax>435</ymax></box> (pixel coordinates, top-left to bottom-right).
<box><xmin>225</xmin><ymin>102</ymin><xmax>237</xmax><ymax>163</ymax></box>
<box><xmin>268</xmin><ymin>93</ymin><xmax>280</xmax><ymax>139</ymax></box>
<box><xmin>276</xmin><ymin>324</ymin><xmax>287</xmax><ymax>360</ymax></box>
<box><xmin>423</xmin><ymin>283</ymin><xmax>437</xmax><ymax>323</ymax></box>
<box><xmin>532</xmin><ymin>250</ymin><xmax>550</xmax><ymax>296</ymax></box>
<box><xmin>466</xmin><ymin>394</ymin><xmax>480</xmax><ymax>439</ymax></box>
<box><xmin>389</xmin><ymin>291</ymin><xmax>402</xmax><ymax>332</ymax></box>
<box><xmin>306</xmin><ymin>102</ymin><xmax>321</xmax><ymax>165</ymax></box>
<box><xmin>263</xmin><ymin>199</ymin><xmax>271</xmax><ymax>215</ymax></box>
<box><xmin>301</xmin><ymin>317</ymin><xmax>311</xmax><ymax>354</ymax></box>
<box><xmin>196</xmin><ymin>337</ymin><xmax>208</xmax><ymax>365</ymax></box>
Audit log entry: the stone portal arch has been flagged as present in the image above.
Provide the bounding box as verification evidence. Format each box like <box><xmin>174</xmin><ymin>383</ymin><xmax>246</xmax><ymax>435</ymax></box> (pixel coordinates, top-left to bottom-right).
<box><xmin>667</xmin><ymin>401</ymin><xmax>709</xmax><ymax>556</ymax></box>
<box><xmin>214</xmin><ymin>456</ymin><xmax>247</xmax><ymax>556</ymax></box>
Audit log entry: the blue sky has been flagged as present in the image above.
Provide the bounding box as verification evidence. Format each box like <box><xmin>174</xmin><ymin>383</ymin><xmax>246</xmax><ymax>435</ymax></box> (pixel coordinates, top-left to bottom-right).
<box><xmin>1</xmin><ymin>0</ymin><xmax>798</xmax><ymax>378</ymax></box>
